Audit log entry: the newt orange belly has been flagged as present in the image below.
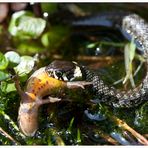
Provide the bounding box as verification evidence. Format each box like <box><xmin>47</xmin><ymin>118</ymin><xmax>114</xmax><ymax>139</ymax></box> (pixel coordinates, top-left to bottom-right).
<box><xmin>18</xmin><ymin>67</ymin><xmax>67</xmax><ymax>137</ymax></box>
<box><xmin>26</xmin><ymin>67</ymin><xmax>67</xmax><ymax>100</ymax></box>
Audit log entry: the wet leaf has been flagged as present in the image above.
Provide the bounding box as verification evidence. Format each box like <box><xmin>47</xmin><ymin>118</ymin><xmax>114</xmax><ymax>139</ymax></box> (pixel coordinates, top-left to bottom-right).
<box><xmin>67</xmin><ymin>117</ymin><xmax>74</xmax><ymax>133</ymax></box>
<box><xmin>14</xmin><ymin>56</ymin><xmax>35</xmax><ymax>76</ymax></box>
<box><xmin>84</xmin><ymin>109</ymin><xmax>106</xmax><ymax>121</ymax></box>
<box><xmin>129</xmin><ymin>38</ymin><xmax>136</xmax><ymax>61</ymax></box>
<box><xmin>5</xmin><ymin>51</ymin><xmax>21</xmax><ymax>67</ymax></box>
<box><xmin>9</xmin><ymin>11</ymin><xmax>46</xmax><ymax>39</ymax></box>
<box><xmin>111</xmin><ymin>131</ymin><xmax>131</xmax><ymax>145</ymax></box>
<box><xmin>0</xmin><ymin>52</ymin><xmax>9</xmax><ymax>70</ymax></box>
<box><xmin>123</xmin><ymin>39</ymin><xmax>136</xmax><ymax>87</ymax></box>
<box><xmin>5</xmin><ymin>83</ymin><xmax>16</xmax><ymax>93</ymax></box>
<box><xmin>86</xmin><ymin>42</ymin><xmax>97</xmax><ymax>49</ymax></box>
<box><xmin>0</xmin><ymin>71</ymin><xmax>9</xmax><ymax>81</ymax></box>
<box><xmin>0</xmin><ymin>81</ymin><xmax>7</xmax><ymax>92</ymax></box>
<box><xmin>16</xmin><ymin>16</ymin><xmax>46</xmax><ymax>39</ymax></box>
<box><xmin>8</xmin><ymin>11</ymin><xmax>33</xmax><ymax>36</ymax></box>
<box><xmin>76</xmin><ymin>129</ymin><xmax>81</xmax><ymax>144</ymax></box>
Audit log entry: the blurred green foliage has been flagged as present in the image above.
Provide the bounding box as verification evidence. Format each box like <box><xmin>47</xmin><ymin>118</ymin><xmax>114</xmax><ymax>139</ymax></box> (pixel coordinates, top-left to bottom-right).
<box><xmin>41</xmin><ymin>3</ymin><xmax>58</xmax><ymax>14</ymax></box>
<box><xmin>8</xmin><ymin>11</ymin><xmax>46</xmax><ymax>39</ymax></box>
<box><xmin>41</xmin><ymin>26</ymin><xmax>69</xmax><ymax>49</ymax></box>
<box><xmin>0</xmin><ymin>52</ymin><xmax>9</xmax><ymax>70</ymax></box>
<box><xmin>134</xmin><ymin>102</ymin><xmax>148</xmax><ymax>133</ymax></box>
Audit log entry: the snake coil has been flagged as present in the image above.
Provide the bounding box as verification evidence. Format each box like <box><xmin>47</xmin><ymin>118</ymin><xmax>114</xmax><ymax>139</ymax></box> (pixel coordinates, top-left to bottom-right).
<box><xmin>74</xmin><ymin>13</ymin><xmax>148</xmax><ymax>107</ymax></box>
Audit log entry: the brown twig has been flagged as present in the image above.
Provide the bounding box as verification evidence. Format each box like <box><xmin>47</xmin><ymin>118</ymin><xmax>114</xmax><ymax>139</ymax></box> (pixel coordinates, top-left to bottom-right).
<box><xmin>111</xmin><ymin>115</ymin><xmax>148</xmax><ymax>145</ymax></box>
<box><xmin>77</xmin><ymin>55</ymin><xmax>123</xmax><ymax>62</ymax></box>
<box><xmin>51</xmin><ymin>54</ymin><xmax>123</xmax><ymax>62</ymax></box>
<box><xmin>0</xmin><ymin>127</ymin><xmax>19</xmax><ymax>145</ymax></box>
<box><xmin>32</xmin><ymin>3</ymin><xmax>42</xmax><ymax>17</ymax></box>
<box><xmin>97</xmin><ymin>129</ymin><xmax>119</xmax><ymax>145</ymax></box>
<box><xmin>143</xmin><ymin>134</ymin><xmax>148</xmax><ymax>139</ymax></box>
<box><xmin>123</xmin><ymin>131</ymin><xmax>138</xmax><ymax>145</ymax></box>
<box><xmin>9</xmin><ymin>70</ymin><xmax>24</xmax><ymax>97</ymax></box>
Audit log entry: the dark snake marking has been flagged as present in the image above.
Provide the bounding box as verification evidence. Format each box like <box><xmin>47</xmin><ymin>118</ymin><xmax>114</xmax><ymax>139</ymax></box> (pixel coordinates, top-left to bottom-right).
<box><xmin>74</xmin><ymin>13</ymin><xmax>148</xmax><ymax>108</ymax></box>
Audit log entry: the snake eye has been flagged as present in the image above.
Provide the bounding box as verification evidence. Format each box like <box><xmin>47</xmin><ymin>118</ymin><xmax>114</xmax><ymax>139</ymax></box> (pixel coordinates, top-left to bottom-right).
<box><xmin>55</xmin><ymin>70</ymin><xmax>63</xmax><ymax>80</ymax></box>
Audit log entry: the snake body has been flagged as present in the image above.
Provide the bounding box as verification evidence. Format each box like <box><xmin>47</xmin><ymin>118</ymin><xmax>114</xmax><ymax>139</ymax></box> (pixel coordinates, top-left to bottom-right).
<box><xmin>72</xmin><ymin>13</ymin><xmax>148</xmax><ymax>107</ymax></box>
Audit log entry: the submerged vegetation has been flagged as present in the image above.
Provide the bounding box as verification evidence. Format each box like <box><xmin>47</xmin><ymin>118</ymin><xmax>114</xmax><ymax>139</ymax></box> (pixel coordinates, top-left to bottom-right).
<box><xmin>0</xmin><ymin>3</ymin><xmax>147</xmax><ymax>145</ymax></box>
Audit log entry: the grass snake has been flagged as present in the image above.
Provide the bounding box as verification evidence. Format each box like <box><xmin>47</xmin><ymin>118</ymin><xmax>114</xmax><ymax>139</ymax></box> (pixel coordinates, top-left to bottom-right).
<box><xmin>47</xmin><ymin>13</ymin><xmax>148</xmax><ymax>108</ymax></box>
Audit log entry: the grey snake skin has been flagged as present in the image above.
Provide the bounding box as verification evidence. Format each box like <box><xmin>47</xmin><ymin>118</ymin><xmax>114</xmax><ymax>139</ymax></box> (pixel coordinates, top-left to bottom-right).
<box><xmin>75</xmin><ymin>14</ymin><xmax>148</xmax><ymax>108</ymax></box>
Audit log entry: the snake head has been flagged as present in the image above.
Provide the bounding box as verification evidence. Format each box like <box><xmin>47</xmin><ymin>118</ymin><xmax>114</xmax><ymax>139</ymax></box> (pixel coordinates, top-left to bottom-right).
<box><xmin>45</xmin><ymin>60</ymin><xmax>82</xmax><ymax>81</ymax></box>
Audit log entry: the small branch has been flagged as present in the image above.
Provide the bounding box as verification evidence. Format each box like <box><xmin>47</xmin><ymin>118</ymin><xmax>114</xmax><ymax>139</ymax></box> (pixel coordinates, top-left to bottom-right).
<box><xmin>98</xmin><ymin>130</ymin><xmax>119</xmax><ymax>145</ymax></box>
<box><xmin>0</xmin><ymin>127</ymin><xmax>19</xmax><ymax>145</ymax></box>
<box><xmin>32</xmin><ymin>3</ymin><xmax>42</xmax><ymax>17</ymax></box>
<box><xmin>123</xmin><ymin>131</ymin><xmax>139</xmax><ymax>145</ymax></box>
<box><xmin>143</xmin><ymin>134</ymin><xmax>148</xmax><ymax>139</ymax></box>
<box><xmin>0</xmin><ymin>110</ymin><xmax>26</xmax><ymax>139</ymax></box>
<box><xmin>111</xmin><ymin>115</ymin><xmax>148</xmax><ymax>145</ymax></box>
<box><xmin>51</xmin><ymin>54</ymin><xmax>123</xmax><ymax>63</ymax></box>
<box><xmin>10</xmin><ymin>73</ymin><xmax>23</xmax><ymax>96</ymax></box>
<box><xmin>77</xmin><ymin>55</ymin><xmax>123</xmax><ymax>63</ymax></box>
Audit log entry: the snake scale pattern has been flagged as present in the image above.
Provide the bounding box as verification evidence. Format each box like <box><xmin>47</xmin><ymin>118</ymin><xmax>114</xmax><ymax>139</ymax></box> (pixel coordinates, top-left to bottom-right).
<box><xmin>74</xmin><ymin>13</ymin><xmax>148</xmax><ymax>108</ymax></box>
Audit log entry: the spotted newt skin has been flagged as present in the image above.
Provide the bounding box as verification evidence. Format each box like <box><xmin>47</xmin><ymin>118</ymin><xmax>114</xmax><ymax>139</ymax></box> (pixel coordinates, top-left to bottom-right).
<box><xmin>26</xmin><ymin>67</ymin><xmax>67</xmax><ymax>100</ymax></box>
<box><xmin>18</xmin><ymin>67</ymin><xmax>67</xmax><ymax>137</ymax></box>
<box><xmin>17</xmin><ymin>66</ymin><xmax>90</xmax><ymax>137</ymax></box>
